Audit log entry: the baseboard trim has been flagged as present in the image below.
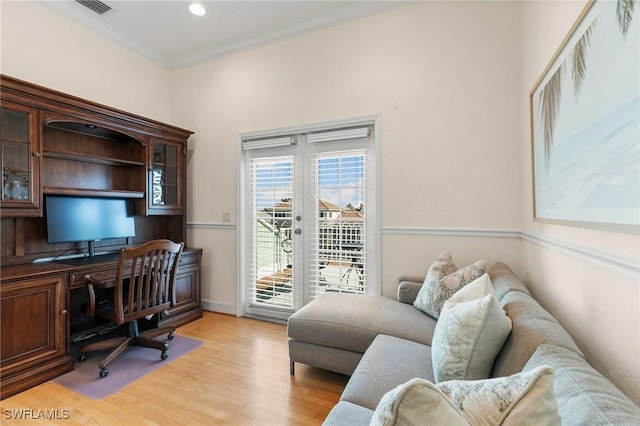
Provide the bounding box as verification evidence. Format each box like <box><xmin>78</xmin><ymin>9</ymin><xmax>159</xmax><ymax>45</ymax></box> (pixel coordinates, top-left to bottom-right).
<box><xmin>201</xmin><ymin>299</ymin><xmax>236</xmax><ymax>316</ymax></box>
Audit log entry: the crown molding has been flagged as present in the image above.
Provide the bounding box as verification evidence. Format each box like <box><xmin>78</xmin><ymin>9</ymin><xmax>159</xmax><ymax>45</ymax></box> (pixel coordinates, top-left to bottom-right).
<box><xmin>40</xmin><ymin>1</ymin><xmax>408</xmax><ymax>70</ymax></box>
<box><xmin>40</xmin><ymin>1</ymin><xmax>172</xmax><ymax>67</ymax></box>
<box><xmin>169</xmin><ymin>2</ymin><xmax>407</xmax><ymax>69</ymax></box>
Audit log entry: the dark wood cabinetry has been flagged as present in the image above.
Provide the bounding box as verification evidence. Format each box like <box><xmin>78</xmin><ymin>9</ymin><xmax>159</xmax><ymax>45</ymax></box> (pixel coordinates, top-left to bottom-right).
<box><xmin>160</xmin><ymin>248</ymin><xmax>203</xmax><ymax>327</ymax></box>
<box><xmin>147</xmin><ymin>138</ymin><xmax>185</xmax><ymax>214</ymax></box>
<box><xmin>0</xmin><ymin>273</ymin><xmax>70</xmax><ymax>399</ymax></box>
<box><xmin>1</xmin><ymin>102</ymin><xmax>41</xmax><ymax>215</ymax></box>
<box><xmin>0</xmin><ymin>75</ymin><xmax>203</xmax><ymax>399</ymax></box>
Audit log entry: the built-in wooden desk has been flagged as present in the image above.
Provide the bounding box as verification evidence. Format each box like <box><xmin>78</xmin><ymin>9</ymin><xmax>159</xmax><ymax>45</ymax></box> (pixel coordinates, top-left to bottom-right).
<box><xmin>0</xmin><ymin>248</ymin><xmax>202</xmax><ymax>400</ymax></box>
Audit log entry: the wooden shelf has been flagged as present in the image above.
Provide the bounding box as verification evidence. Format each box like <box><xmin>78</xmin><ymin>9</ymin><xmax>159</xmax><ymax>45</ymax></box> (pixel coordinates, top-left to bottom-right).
<box><xmin>43</xmin><ymin>149</ymin><xmax>144</xmax><ymax>167</ymax></box>
<box><xmin>43</xmin><ymin>187</ymin><xmax>145</xmax><ymax>199</ymax></box>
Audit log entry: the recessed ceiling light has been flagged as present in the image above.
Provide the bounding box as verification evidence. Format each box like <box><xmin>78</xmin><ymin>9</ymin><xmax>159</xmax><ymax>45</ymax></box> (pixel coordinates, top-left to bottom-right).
<box><xmin>188</xmin><ymin>2</ymin><xmax>206</xmax><ymax>16</ymax></box>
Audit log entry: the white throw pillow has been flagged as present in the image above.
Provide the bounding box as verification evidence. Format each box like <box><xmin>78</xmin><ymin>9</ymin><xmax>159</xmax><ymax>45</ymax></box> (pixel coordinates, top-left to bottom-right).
<box><xmin>413</xmin><ymin>251</ymin><xmax>485</xmax><ymax>319</ymax></box>
<box><xmin>370</xmin><ymin>366</ymin><xmax>560</xmax><ymax>426</ymax></box>
<box><xmin>431</xmin><ymin>273</ymin><xmax>512</xmax><ymax>382</ymax></box>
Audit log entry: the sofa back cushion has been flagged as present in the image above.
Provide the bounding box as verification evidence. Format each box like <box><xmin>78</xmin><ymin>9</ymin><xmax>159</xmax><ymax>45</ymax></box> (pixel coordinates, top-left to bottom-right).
<box><xmin>524</xmin><ymin>344</ymin><xmax>640</xmax><ymax>425</ymax></box>
<box><xmin>492</xmin><ymin>291</ymin><xmax>584</xmax><ymax>378</ymax></box>
<box><xmin>488</xmin><ymin>261</ymin><xmax>531</xmax><ymax>301</ymax></box>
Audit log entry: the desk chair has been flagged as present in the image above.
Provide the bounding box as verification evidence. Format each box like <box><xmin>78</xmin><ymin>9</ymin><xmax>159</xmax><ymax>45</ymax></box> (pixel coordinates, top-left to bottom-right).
<box><xmin>78</xmin><ymin>239</ymin><xmax>184</xmax><ymax>378</ymax></box>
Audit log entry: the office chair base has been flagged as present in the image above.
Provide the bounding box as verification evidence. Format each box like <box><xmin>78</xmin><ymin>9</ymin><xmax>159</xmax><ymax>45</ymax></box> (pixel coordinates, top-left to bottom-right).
<box><xmin>77</xmin><ymin>320</ymin><xmax>175</xmax><ymax>378</ymax></box>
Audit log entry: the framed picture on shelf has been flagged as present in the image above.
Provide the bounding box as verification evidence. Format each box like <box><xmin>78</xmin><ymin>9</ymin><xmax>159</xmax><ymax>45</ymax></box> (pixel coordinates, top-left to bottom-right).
<box><xmin>530</xmin><ymin>0</ymin><xmax>639</xmax><ymax>233</ymax></box>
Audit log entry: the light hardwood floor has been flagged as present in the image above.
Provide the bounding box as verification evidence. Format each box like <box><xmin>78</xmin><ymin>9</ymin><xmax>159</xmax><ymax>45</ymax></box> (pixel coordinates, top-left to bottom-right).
<box><xmin>0</xmin><ymin>312</ymin><xmax>348</xmax><ymax>425</ymax></box>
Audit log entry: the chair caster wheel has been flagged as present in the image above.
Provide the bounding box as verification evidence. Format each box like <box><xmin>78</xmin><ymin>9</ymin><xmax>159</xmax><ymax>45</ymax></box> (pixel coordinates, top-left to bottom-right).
<box><xmin>79</xmin><ymin>353</ymin><xmax>87</xmax><ymax>363</ymax></box>
<box><xmin>99</xmin><ymin>367</ymin><xmax>109</xmax><ymax>378</ymax></box>
<box><xmin>167</xmin><ymin>331</ymin><xmax>174</xmax><ymax>341</ymax></box>
<box><xmin>161</xmin><ymin>351</ymin><xmax>168</xmax><ymax>361</ymax></box>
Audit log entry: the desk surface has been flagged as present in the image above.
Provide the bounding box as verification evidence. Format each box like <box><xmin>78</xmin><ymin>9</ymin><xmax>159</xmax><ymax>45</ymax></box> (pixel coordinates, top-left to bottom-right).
<box><xmin>1</xmin><ymin>248</ymin><xmax>201</xmax><ymax>282</ymax></box>
<box><xmin>54</xmin><ymin>253</ymin><xmax>121</xmax><ymax>267</ymax></box>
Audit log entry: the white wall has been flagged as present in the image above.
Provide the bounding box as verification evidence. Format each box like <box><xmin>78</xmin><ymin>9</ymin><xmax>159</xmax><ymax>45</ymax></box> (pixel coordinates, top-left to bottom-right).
<box><xmin>171</xmin><ymin>1</ymin><xmax>523</xmax><ymax>314</ymax></box>
<box><xmin>519</xmin><ymin>1</ymin><xmax>640</xmax><ymax>403</ymax></box>
<box><xmin>0</xmin><ymin>1</ymin><xmax>173</xmax><ymax>122</ymax></box>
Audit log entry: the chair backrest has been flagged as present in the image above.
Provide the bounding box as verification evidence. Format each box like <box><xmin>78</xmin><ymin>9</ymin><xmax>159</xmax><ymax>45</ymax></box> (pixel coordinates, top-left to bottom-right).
<box><xmin>111</xmin><ymin>239</ymin><xmax>184</xmax><ymax>324</ymax></box>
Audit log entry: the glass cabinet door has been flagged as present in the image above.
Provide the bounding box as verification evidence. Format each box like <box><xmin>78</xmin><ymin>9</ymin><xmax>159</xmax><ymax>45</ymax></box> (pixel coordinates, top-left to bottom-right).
<box><xmin>148</xmin><ymin>138</ymin><xmax>183</xmax><ymax>214</ymax></box>
<box><xmin>0</xmin><ymin>102</ymin><xmax>40</xmax><ymax>213</ymax></box>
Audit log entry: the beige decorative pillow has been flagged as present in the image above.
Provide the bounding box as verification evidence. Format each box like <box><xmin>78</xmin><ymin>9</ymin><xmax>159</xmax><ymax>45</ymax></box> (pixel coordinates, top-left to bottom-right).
<box><xmin>370</xmin><ymin>366</ymin><xmax>560</xmax><ymax>426</ymax></box>
<box><xmin>437</xmin><ymin>366</ymin><xmax>561</xmax><ymax>426</ymax></box>
<box><xmin>413</xmin><ymin>251</ymin><xmax>485</xmax><ymax>319</ymax></box>
<box><xmin>370</xmin><ymin>378</ymin><xmax>467</xmax><ymax>426</ymax></box>
<box><xmin>431</xmin><ymin>273</ymin><xmax>512</xmax><ymax>382</ymax></box>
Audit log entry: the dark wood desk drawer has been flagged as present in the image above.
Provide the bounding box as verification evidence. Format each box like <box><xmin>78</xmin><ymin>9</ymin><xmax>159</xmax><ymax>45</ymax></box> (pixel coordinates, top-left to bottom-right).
<box><xmin>70</xmin><ymin>267</ymin><xmax>116</xmax><ymax>289</ymax></box>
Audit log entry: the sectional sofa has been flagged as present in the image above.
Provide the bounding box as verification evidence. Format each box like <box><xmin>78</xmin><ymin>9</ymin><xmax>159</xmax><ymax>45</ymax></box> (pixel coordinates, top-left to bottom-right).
<box><xmin>287</xmin><ymin>261</ymin><xmax>640</xmax><ymax>425</ymax></box>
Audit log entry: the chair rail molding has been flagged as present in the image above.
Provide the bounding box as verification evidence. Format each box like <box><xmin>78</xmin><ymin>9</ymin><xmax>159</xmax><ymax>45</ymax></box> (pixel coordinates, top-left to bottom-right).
<box><xmin>382</xmin><ymin>226</ymin><xmax>521</xmax><ymax>239</ymax></box>
<box><xmin>381</xmin><ymin>226</ymin><xmax>638</xmax><ymax>281</ymax></box>
<box><xmin>520</xmin><ymin>232</ymin><xmax>639</xmax><ymax>282</ymax></box>
<box><xmin>187</xmin><ymin>222</ymin><xmax>236</xmax><ymax>230</ymax></box>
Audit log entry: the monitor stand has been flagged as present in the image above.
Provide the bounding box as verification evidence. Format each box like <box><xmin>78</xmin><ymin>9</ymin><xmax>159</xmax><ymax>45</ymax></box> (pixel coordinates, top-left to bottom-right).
<box><xmin>88</xmin><ymin>240</ymin><xmax>96</xmax><ymax>257</ymax></box>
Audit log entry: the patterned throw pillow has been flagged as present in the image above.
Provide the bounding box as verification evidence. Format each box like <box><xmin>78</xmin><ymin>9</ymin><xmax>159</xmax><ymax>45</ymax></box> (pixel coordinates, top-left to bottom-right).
<box><xmin>431</xmin><ymin>274</ymin><xmax>512</xmax><ymax>382</ymax></box>
<box><xmin>370</xmin><ymin>366</ymin><xmax>560</xmax><ymax>426</ymax></box>
<box><xmin>437</xmin><ymin>366</ymin><xmax>560</xmax><ymax>426</ymax></box>
<box><xmin>413</xmin><ymin>251</ymin><xmax>485</xmax><ymax>319</ymax></box>
<box><xmin>370</xmin><ymin>378</ymin><xmax>468</xmax><ymax>426</ymax></box>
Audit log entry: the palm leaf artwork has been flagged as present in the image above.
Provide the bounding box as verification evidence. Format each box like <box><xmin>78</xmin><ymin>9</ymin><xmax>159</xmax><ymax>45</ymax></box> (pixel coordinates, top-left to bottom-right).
<box><xmin>616</xmin><ymin>0</ymin><xmax>637</xmax><ymax>37</ymax></box>
<box><xmin>571</xmin><ymin>24</ymin><xmax>594</xmax><ymax>98</ymax></box>
<box><xmin>539</xmin><ymin>65</ymin><xmax>563</xmax><ymax>174</ymax></box>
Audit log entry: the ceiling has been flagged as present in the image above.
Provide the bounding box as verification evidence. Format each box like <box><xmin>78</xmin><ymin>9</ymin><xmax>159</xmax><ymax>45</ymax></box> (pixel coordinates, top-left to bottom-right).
<box><xmin>42</xmin><ymin>0</ymin><xmax>406</xmax><ymax>69</ymax></box>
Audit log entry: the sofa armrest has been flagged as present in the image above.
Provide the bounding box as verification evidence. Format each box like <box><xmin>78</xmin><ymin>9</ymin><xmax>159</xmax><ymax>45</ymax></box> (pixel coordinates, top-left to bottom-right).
<box><xmin>397</xmin><ymin>277</ymin><xmax>423</xmax><ymax>304</ymax></box>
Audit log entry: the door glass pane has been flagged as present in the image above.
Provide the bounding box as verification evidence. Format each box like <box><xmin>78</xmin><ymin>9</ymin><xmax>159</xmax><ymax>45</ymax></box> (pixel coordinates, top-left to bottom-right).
<box><xmin>249</xmin><ymin>156</ymin><xmax>294</xmax><ymax>309</ymax></box>
<box><xmin>311</xmin><ymin>153</ymin><xmax>366</xmax><ymax>296</ymax></box>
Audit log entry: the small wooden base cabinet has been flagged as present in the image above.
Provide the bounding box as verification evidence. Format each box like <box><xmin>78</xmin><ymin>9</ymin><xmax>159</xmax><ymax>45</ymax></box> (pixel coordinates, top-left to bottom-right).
<box><xmin>0</xmin><ymin>75</ymin><xmax>203</xmax><ymax>399</ymax></box>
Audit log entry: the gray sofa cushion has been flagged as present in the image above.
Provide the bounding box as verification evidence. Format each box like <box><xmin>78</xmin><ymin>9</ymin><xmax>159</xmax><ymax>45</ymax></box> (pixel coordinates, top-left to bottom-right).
<box><xmin>340</xmin><ymin>334</ymin><xmax>434</xmax><ymax>411</ymax></box>
<box><xmin>492</xmin><ymin>291</ymin><xmax>584</xmax><ymax>378</ymax></box>
<box><xmin>524</xmin><ymin>344</ymin><xmax>640</xmax><ymax>425</ymax></box>
<box><xmin>288</xmin><ymin>293</ymin><xmax>437</xmax><ymax>354</ymax></box>
<box><xmin>323</xmin><ymin>401</ymin><xmax>373</xmax><ymax>426</ymax></box>
<box><xmin>488</xmin><ymin>261</ymin><xmax>530</xmax><ymax>301</ymax></box>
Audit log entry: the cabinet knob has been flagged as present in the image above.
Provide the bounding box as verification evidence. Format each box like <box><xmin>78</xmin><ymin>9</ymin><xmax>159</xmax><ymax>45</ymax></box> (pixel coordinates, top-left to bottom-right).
<box><xmin>33</xmin><ymin>152</ymin><xmax>41</xmax><ymax>157</ymax></box>
<box><xmin>61</xmin><ymin>310</ymin><xmax>68</xmax><ymax>315</ymax></box>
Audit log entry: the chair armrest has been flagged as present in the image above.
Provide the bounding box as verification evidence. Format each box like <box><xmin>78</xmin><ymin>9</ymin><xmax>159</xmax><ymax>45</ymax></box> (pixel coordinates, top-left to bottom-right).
<box><xmin>397</xmin><ymin>276</ymin><xmax>424</xmax><ymax>305</ymax></box>
<box><xmin>83</xmin><ymin>275</ymin><xmax>115</xmax><ymax>317</ymax></box>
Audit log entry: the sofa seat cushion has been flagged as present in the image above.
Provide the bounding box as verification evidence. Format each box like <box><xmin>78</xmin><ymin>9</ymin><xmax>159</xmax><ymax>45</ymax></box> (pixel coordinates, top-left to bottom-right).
<box><xmin>491</xmin><ymin>291</ymin><xmax>584</xmax><ymax>378</ymax></box>
<box><xmin>340</xmin><ymin>334</ymin><xmax>434</xmax><ymax>411</ymax></box>
<box><xmin>322</xmin><ymin>401</ymin><xmax>373</xmax><ymax>426</ymax></box>
<box><xmin>288</xmin><ymin>293</ymin><xmax>437</xmax><ymax>354</ymax></box>
<box><xmin>524</xmin><ymin>344</ymin><xmax>640</xmax><ymax>425</ymax></box>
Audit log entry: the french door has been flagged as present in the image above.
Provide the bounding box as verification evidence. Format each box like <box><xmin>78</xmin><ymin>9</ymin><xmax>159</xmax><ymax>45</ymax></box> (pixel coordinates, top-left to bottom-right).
<box><xmin>240</xmin><ymin>122</ymin><xmax>377</xmax><ymax>320</ymax></box>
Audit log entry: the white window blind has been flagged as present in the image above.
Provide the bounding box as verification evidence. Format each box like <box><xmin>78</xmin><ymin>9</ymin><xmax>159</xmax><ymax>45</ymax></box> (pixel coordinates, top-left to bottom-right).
<box><xmin>247</xmin><ymin>156</ymin><xmax>295</xmax><ymax>310</ymax></box>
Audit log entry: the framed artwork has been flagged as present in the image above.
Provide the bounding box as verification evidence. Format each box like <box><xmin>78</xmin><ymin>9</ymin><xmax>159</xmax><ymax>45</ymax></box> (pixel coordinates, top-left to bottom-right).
<box><xmin>530</xmin><ymin>0</ymin><xmax>639</xmax><ymax>233</ymax></box>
